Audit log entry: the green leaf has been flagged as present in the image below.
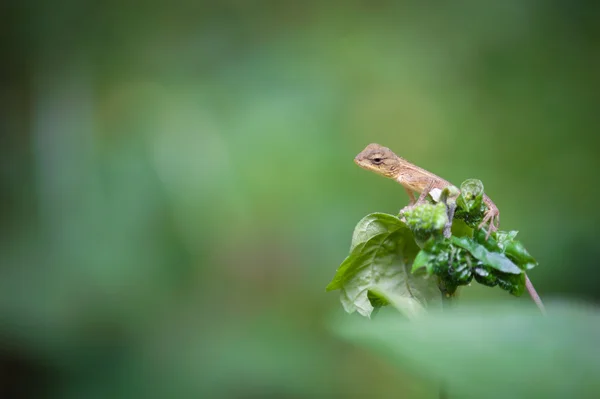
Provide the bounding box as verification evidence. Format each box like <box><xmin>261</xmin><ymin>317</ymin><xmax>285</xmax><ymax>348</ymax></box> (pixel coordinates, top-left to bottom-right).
<box><xmin>368</xmin><ymin>286</ymin><xmax>427</xmax><ymax>320</ymax></box>
<box><xmin>331</xmin><ymin>302</ymin><xmax>600</xmax><ymax>399</ymax></box>
<box><xmin>496</xmin><ymin>270</ymin><xmax>526</xmax><ymax>296</ymax></box>
<box><xmin>473</xmin><ymin>266</ymin><xmax>526</xmax><ymax>295</ymax></box>
<box><xmin>411</xmin><ymin>248</ymin><xmax>432</xmax><ymax>273</ymax></box>
<box><xmin>473</xmin><ymin>227</ymin><xmax>502</xmax><ymax>252</ymax></box>
<box><xmin>326</xmin><ymin>213</ymin><xmax>440</xmax><ymax>318</ymax></box>
<box><xmin>456</xmin><ymin>178</ymin><xmax>484</xmax><ymax>212</ymax></box>
<box><xmin>495</xmin><ymin>230</ymin><xmax>519</xmax><ymax>247</ymax></box>
<box><xmin>480</xmin><ymin>229</ymin><xmax>538</xmax><ymax>271</ymax></box>
<box><xmin>450</xmin><ymin>218</ymin><xmax>472</xmax><ymax>238</ymax></box>
<box><xmin>452</xmin><ymin>236</ymin><xmax>522</xmax><ymax>274</ymax></box>
<box><xmin>349</xmin><ymin>212</ymin><xmax>403</xmax><ymax>251</ymax></box>
<box><xmin>366</xmin><ymin>290</ymin><xmax>389</xmax><ymax>308</ymax></box>
<box><xmin>401</xmin><ymin>203</ymin><xmax>447</xmax><ymax>243</ymax></box>
<box><xmin>326</xmin><ymin>213</ymin><xmax>406</xmax><ymax>291</ymax></box>
<box><xmin>504</xmin><ymin>240</ymin><xmax>538</xmax><ymax>271</ymax></box>
<box><xmin>454</xmin><ymin>178</ymin><xmax>486</xmax><ymax>227</ymax></box>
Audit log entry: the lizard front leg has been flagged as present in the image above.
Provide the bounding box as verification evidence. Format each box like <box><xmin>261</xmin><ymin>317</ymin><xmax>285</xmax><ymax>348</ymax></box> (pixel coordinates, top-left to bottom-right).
<box><xmin>403</xmin><ymin>180</ymin><xmax>434</xmax><ymax>207</ymax></box>
<box><xmin>478</xmin><ymin>206</ymin><xmax>500</xmax><ymax>240</ymax></box>
<box><xmin>400</xmin><ymin>181</ymin><xmax>433</xmax><ymax>217</ymax></box>
<box><xmin>403</xmin><ymin>186</ymin><xmax>417</xmax><ymax>205</ymax></box>
<box><xmin>415</xmin><ymin>180</ymin><xmax>435</xmax><ymax>205</ymax></box>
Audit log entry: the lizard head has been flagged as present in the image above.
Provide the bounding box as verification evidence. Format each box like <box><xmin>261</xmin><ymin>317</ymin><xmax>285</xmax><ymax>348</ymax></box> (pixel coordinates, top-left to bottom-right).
<box><xmin>354</xmin><ymin>143</ymin><xmax>401</xmax><ymax>178</ymax></box>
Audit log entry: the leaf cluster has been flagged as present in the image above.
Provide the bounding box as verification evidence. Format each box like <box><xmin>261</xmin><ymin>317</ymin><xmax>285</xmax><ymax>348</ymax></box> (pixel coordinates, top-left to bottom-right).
<box><xmin>413</xmin><ymin>229</ymin><xmax>534</xmax><ymax>296</ymax></box>
<box><xmin>327</xmin><ymin>179</ymin><xmax>538</xmax><ymax>317</ymax></box>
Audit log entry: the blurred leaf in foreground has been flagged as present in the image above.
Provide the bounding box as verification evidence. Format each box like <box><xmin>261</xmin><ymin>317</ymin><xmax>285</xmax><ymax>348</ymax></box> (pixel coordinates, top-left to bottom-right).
<box><xmin>331</xmin><ymin>302</ymin><xmax>600</xmax><ymax>399</ymax></box>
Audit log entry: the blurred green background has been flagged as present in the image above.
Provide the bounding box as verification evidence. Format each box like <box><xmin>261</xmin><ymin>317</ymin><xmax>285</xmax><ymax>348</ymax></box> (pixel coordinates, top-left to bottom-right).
<box><xmin>2</xmin><ymin>1</ymin><xmax>600</xmax><ymax>398</ymax></box>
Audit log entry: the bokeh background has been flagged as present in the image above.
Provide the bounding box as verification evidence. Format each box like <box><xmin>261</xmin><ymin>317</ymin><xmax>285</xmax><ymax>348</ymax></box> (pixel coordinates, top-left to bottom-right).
<box><xmin>2</xmin><ymin>1</ymin><xmax>600</xmax><ymax>398</ymax></box>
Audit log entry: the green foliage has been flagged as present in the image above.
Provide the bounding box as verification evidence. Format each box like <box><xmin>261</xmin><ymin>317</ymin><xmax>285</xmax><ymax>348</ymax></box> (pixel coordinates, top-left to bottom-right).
<box><xmin>455</xmin><ymin>178</ymin><xmax>486</xmax><ymax>227</ymax></box>
<box><xmin>326</xmin><ymin>213</ymin><xmax>441</xmax><ymax>318</ymax></box>
<box><xmin>331</xmin><ymin>303</ymin><xmax>600</xmax><ymax>399</ymax></box>
<box><xmin>327</xmin><ymin>179</ymin><xmax>538</xmax><ymax>314</ymax></box>
<box><xmin>452</xmin><ymin>235</ymin><xmax>521</xmax><ymax>274</ymax></box>
<box><xmin>495</xmin><ymin>230</ymin><xmax>538</xmax><ymax>271</ymax></box>
<box><xmin>415</xmin><ymin>235</ymin><xmax>527</xmax><ymax>296</ymax></box>
<box><xmin>412</xmin><ymin>239</ymin><xmax>474</xmax><ymax>295</ymax></box>
<box><xmin>401</xmin><ymin>202</ymin><xmax>447</xmax><ymax>243</ymax></box>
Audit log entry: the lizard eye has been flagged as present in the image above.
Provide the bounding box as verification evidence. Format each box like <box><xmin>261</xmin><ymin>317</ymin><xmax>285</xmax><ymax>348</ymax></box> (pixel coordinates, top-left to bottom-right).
<box><xmin>372</xmin><ymin>158</ymin><xmax>383</xmax><ymax>164</ymax></box>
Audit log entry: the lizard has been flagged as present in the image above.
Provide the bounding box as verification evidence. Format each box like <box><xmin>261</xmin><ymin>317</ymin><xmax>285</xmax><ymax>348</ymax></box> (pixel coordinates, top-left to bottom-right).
<box><xmin>354</xmin><ymin>143</ymin><xmax>546</xmax><ymax>313</ymax></box>
<box><xmin>353</xmin><ymin>143</ymin><xmax>500</xmax><ymax>236</ymax></box>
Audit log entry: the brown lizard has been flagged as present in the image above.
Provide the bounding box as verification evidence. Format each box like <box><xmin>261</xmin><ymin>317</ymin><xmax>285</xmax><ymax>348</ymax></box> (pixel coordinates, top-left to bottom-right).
<box><xmin>354</xmin><ymin>143</ymin><xmax>499</xmax><ymax>235</ymax></box>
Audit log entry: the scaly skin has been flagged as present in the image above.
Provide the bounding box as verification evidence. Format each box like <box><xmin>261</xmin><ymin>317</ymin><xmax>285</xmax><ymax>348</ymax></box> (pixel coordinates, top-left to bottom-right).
<box><xmin>353</xmin><ymin>143</ymin><xmax>500</xmax><ymax>237</ymax></box>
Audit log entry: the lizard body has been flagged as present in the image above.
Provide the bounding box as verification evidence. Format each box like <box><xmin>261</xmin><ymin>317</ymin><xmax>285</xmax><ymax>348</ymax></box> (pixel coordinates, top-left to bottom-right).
<box><xmin>354</xmin><ymin>143</ymin><xmax>500</xmax><ymax>234</ymax></box>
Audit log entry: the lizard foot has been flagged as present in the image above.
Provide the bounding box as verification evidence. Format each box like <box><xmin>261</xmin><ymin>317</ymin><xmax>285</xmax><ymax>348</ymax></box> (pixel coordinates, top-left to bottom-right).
<box><xmin>478</xmin><ymin>208</ymin><xmax>500</xmax><ymax>240</ymax></box>
<box><xmin>399</xmin><ymin>180</ymin><xmax>436</xmax><ymax>218</ymax></box>
<box><xmin>416</xmin><ymin>179</ymin><xmax>435</xmax><ymax>205</ymax></box>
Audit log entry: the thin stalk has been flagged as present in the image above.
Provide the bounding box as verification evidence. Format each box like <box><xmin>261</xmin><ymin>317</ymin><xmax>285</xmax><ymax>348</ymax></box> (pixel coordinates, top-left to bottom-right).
<box><xmin>525</xmin><ymin>274</ymin><xmax>546</xmax><ymax>315</ymax></box>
